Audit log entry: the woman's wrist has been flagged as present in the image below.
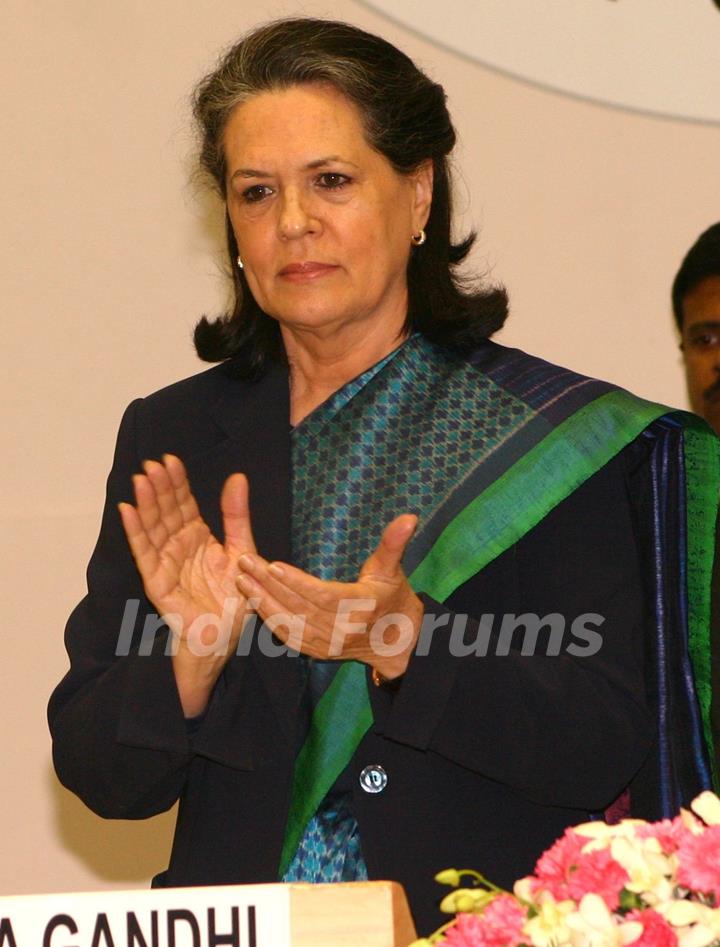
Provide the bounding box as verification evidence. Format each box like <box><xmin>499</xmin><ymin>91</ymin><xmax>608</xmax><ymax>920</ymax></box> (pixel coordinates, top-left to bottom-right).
<box><xmin>171</xmin><ymin>646</ymin><xmax>227</xmax><ymax>718</ymax></box>
<box><xmin>370</xmin><ymin>592</ymin><xmax>424</xmax><ymax>685</ymax></box>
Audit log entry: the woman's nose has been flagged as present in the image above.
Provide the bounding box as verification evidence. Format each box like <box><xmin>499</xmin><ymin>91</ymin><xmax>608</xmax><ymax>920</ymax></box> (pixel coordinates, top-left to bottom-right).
<box><xmin>277</xmin><ymin>189</ymin><xmax>319</xmax><ymax>240</ymax></box>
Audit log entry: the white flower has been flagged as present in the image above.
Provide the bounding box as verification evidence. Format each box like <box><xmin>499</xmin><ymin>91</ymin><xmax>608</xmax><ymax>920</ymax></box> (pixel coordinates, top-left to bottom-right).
<box><xmin>676</xmin><ymin>924</ymin><xmax>717</xmax><ymax>947</ymax></box>
<box><xmin>657</xmin><ymin>901</ymin><xmax>720</xmax><ymax>947</ymax></box>
<box><xmin>609</xmin><ymin>835</ymin><xmax>673</xmax><ymax>898</ymax></box>
<box><xmin>573</xmin><ymin>820</ymin><xmax>648</xmax><ymax>854</ymax></box>
<box><xmin>690</xmin><ymin>791</ymin><xmax>720</xmax><ymax>827</ymax></box>
<box><xmin>523</xmin><ymin>894</ymin><xmax>575</xmax><ymax>947</ymax></box>
<box><xmin>702</xmin><ymin>907</ymin><xmax>720</xmax><ymax>938</ymax></box>
<box><xmin>658</xmin><ymin>901</ymin><xmax>708</xmax><ymax>927</ymax></box>
<box><xmin>638</xmin><ymin>879</ymin><xmax>675</xmax><ymax>908</ymax></box>
<box><xmin>678</xmin><ymin>808</ymin><xmax>705</xmax><ymax>835</ymax></box>
<box><xmin>565</xmin><ymin>894</ymin><xmax>641</xmax><ymax>947</ymax></box>
<box><xmin>514</xmin><ymin>877</ymin><xmax>536</xmax><ymax>904</ymax></box>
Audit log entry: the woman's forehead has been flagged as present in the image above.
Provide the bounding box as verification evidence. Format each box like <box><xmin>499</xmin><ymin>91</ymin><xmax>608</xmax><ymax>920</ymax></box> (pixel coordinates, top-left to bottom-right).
<box><xmin>223</xmin><ymin>85</ymin><xmax>374</xmax><ymax>169</ymax></box>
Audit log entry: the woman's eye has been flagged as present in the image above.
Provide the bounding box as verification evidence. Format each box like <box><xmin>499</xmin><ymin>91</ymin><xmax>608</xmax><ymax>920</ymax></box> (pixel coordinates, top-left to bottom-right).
<box><xmin>241</xmin><ymin>184</ymin><xmax>273</xmax><ymax>203</ymax></box>
<box><xmin>316</xmin><ymin>172</ymin><xmax>351</xmax><ymax>190</ymax></box>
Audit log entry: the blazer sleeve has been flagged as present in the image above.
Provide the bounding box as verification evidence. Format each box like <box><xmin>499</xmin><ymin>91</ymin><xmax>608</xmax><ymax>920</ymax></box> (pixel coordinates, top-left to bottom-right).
<box><xmin>49</xmin><ymin>367</ymin><xmax>302</xmax><ymax>821</ymax></box>
<box><xmin>369</xmin><ymin>439</ymin><xmax>654</xmax><ymax>812</ymax></box>
<box><xmin>48</xmin><ymin>400</ymin><xmax>198</xmax><ymax>819</ymax></box>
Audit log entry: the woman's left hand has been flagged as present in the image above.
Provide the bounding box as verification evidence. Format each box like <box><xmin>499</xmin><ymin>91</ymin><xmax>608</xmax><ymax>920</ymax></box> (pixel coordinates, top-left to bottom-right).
<box><xmin>235</xmin><ymin>514</ymin><xmax>424</xmax><ymax>680</ymax></box>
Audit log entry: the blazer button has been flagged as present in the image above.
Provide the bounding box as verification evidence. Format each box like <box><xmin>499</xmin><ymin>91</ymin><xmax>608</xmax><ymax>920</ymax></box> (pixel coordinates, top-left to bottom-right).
<box><xmin>359</xmin><ymin>764</ymin><xmax>388</xmax><ymax>794</ymax></box>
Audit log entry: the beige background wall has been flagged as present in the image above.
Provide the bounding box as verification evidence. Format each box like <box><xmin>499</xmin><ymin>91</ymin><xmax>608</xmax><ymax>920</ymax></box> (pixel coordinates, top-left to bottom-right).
<box><xmin>1</xmin><ymin>0</ymin><xmax>718</xmax><ymax>895</ymax></box>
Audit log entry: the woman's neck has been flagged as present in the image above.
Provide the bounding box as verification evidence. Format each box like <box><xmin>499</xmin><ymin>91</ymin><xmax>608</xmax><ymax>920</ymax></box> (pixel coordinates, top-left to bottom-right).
<box><xmin>282</xmin><ymin>318</ymin><xmax>408</xmax><ymax>426</ymax></box>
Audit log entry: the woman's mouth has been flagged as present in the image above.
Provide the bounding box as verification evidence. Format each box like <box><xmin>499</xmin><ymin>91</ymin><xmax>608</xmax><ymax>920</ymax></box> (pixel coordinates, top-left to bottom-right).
<box><xmin>278</xmin><ymin>262</ymin><xmax>339</xmax><ymax>282</ymax></box>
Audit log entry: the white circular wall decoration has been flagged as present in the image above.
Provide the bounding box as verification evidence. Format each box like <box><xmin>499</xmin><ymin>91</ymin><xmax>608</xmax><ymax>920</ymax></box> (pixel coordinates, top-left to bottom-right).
<box><xmin>360</xmin><ymin>0</ymin><xmax>720</xmax><ymax>124</ymax></box>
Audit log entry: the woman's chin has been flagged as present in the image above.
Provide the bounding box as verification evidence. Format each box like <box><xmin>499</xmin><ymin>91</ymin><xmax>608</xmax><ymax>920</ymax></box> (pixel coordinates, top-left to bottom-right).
<box><xmin>273</xmin><ymin>307</ymin><xmax>364</xmax><ymax>337</ymax></box>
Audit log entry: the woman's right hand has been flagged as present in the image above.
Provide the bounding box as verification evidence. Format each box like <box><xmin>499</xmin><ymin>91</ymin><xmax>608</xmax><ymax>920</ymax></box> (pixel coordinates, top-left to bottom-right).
<box><xmin>118</xmin><ymin>454</ymin><xmax>256</xmax><ymax>717</ymax></box>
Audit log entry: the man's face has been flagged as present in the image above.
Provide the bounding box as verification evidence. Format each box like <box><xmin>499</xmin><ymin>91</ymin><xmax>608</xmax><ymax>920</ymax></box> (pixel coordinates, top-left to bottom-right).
<box><xmin>681</xmin><ymin>275</ymin><xmax>720</xmax><ymax>435</ymax></box>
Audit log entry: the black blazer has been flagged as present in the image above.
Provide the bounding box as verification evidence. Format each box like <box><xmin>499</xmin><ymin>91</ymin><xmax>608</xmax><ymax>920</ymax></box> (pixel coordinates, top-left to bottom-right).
<box><xmin>49</xmin><ymin>355</ymin><xmax>656</xmax><ymax>935</ymax></box>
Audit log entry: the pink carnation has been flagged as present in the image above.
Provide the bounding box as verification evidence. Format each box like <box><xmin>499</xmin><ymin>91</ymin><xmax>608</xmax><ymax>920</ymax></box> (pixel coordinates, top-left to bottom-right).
<box><xmin>532</xmin><ymin>829</ymin><xmax>586</xmax><ymax>889</ymax></box>
<box><xmin>676</xmin><ymin>824</ymin><xmax>720</xmax><ymax>901</ymax></box>
<box><xmin>625</xmin><ymin>909</ymin><xmax>678</xmax><ymax>947</ymax></box>
<box><xmin>442</xmin><ymin>896</ymin><xmax>526</xmax><ymax>947</ymax></box>
<box><xmin>531</xmin><ymin>828</ymin><xmax>629</xmax><ymax>910</ymax></box>
<box><xmin>637</xmin><ymin>817</ymin><xmax>693</xmax><ymax>854</ymax></box>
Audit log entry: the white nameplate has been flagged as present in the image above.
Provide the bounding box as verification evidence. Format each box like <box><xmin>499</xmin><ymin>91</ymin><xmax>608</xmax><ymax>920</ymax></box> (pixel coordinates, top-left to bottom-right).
<box><xmin>0</xmin><ymin>884</ymin><xmax>291</xmax><ymax>947</ymax></box>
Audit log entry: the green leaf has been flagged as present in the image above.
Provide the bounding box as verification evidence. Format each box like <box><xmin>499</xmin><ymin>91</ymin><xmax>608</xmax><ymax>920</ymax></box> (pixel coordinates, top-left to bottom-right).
<box><xmin>618</xmin><ymin>889</ymin><xmax>643</xmax><ymax>912</ymax></box>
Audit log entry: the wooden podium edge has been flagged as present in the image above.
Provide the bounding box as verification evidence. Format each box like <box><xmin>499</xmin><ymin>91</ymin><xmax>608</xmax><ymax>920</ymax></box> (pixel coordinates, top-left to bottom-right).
<box><xmin>288</xmin><ymin>880</ymin><xmax>417</xmax><ymax>946</ymax></box>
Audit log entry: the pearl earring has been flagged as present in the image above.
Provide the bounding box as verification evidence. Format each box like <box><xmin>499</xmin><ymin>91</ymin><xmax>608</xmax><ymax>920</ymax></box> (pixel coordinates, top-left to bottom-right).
<box><xmin>236</xmin><ymin>255</ymin><xmax>244</xmax><ymax>270</ymax></box>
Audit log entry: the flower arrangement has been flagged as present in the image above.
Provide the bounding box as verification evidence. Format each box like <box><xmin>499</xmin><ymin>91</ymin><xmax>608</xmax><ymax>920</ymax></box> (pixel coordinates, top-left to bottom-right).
<box><xmin>410</xmin><ymin>792</ymin><xmax>720</xmax><ymax>947</ymax></box>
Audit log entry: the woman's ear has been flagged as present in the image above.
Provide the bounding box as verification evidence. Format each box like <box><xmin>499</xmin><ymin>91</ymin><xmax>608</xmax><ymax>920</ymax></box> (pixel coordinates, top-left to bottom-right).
<box><xmin>412</xmin><ymin>159</ymin><xmax>434</xmax><ymax>231</ymax></box>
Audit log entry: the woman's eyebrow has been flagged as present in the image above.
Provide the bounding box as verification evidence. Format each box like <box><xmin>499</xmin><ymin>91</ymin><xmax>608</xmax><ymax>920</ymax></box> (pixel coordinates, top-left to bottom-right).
<box><xmin>231</xmin><ymin>167</ymin><xmax>271</xmax><ymax>180</ymax></box>
<box><xmin>231</xmin><ymin>156</ymin><xmax>360</xmax><ymax>179</ymax></box>
<box><xmin>306</xmin><ymin>155</ymin><xmax>359</xmax><ymax>169</ymax></box>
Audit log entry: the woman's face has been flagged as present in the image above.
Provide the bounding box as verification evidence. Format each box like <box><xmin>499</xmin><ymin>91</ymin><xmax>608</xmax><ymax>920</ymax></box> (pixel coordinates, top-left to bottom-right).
<box><xmin>223</xmin><ymin>84</ymin><xmax>432</xmax><ymax>340</ymax></box>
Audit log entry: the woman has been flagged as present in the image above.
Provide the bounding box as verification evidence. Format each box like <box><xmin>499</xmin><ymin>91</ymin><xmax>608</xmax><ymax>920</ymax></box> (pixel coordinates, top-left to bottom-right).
<box><xmin>48</xmin><ymin>18</ymin><xmax>717</xmax><ymax>934</ymax></box>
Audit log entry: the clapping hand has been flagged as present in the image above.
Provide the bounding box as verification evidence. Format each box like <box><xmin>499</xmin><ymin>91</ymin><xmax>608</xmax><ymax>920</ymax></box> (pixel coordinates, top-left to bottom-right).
<box><xmin>118</xmin><ymin>454</ymin><xmax>256</xmax><ymax>716</ymax></box>
<box><xmin>234</xmin><ymin>515</ymin><xmax>424</xmax><ymax>682</ymax></box>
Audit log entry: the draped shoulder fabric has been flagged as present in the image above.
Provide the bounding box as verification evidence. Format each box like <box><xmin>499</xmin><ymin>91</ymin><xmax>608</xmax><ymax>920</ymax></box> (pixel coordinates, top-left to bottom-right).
<box><xmin>279</xmin><ymin>335</ymin><xmax>719</xmax><ymax>876</ymax></box>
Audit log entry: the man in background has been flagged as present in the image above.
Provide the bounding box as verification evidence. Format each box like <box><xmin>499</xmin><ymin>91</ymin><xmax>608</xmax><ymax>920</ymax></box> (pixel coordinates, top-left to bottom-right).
<box><xmin>673</xmin><ymin>222</ymin><xmax>720</xmax><ymax>436</ymax></box>
<box><xmin>673</xmin><ymin>223</ymin><xmax>720</xmax><ymax>780</ymax></box>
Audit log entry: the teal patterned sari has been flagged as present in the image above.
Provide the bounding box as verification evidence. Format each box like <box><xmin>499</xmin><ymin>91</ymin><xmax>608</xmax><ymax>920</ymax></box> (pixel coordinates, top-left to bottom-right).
<box><xmin>281</xmin><ymin>348</ymin><xmax>398</xmax><ymax>881</ymax></box>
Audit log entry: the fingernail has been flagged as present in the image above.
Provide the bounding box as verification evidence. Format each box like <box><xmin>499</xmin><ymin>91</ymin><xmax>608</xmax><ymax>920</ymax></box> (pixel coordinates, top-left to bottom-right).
<box><xmin>238</xmin><ymin>553</ymin><xmax>254</xmax><ymax>569</ymax></box>
<box><xmin>268</xmin><ymin>563</ymin><xmax>285</xmax><ymax>578</ymax></box>
<box><xmin>236</xmin><ymin>572</ymin><xmax>254</xmax><ymax>592</ymax></box>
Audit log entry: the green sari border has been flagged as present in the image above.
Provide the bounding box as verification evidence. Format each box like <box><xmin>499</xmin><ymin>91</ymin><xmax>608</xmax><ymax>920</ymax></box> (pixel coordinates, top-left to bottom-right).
<box><xmin>408</xmin><ymin>390</ymin><xmax>668</xmax><ymax>599</ymax></box>
<box><xmin>278</xmin><ymin>663</ymin><xmax>373</xmax><ymax>877</ymax></box>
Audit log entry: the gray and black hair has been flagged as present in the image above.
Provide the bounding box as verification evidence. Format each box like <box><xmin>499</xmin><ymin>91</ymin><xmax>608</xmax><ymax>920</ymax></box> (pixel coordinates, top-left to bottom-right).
<box><xmin>192</xmin><ymin>17</ymin><xmax>508</xmax><ymax>376</ymax></box>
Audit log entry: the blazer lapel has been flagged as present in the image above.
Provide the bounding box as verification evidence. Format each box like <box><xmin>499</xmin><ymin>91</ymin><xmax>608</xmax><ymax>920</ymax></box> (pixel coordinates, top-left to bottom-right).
<box><xmin>196</xmin><ymin>358</ymin><xmax>293</xmax><ymax>564</ymax></box>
